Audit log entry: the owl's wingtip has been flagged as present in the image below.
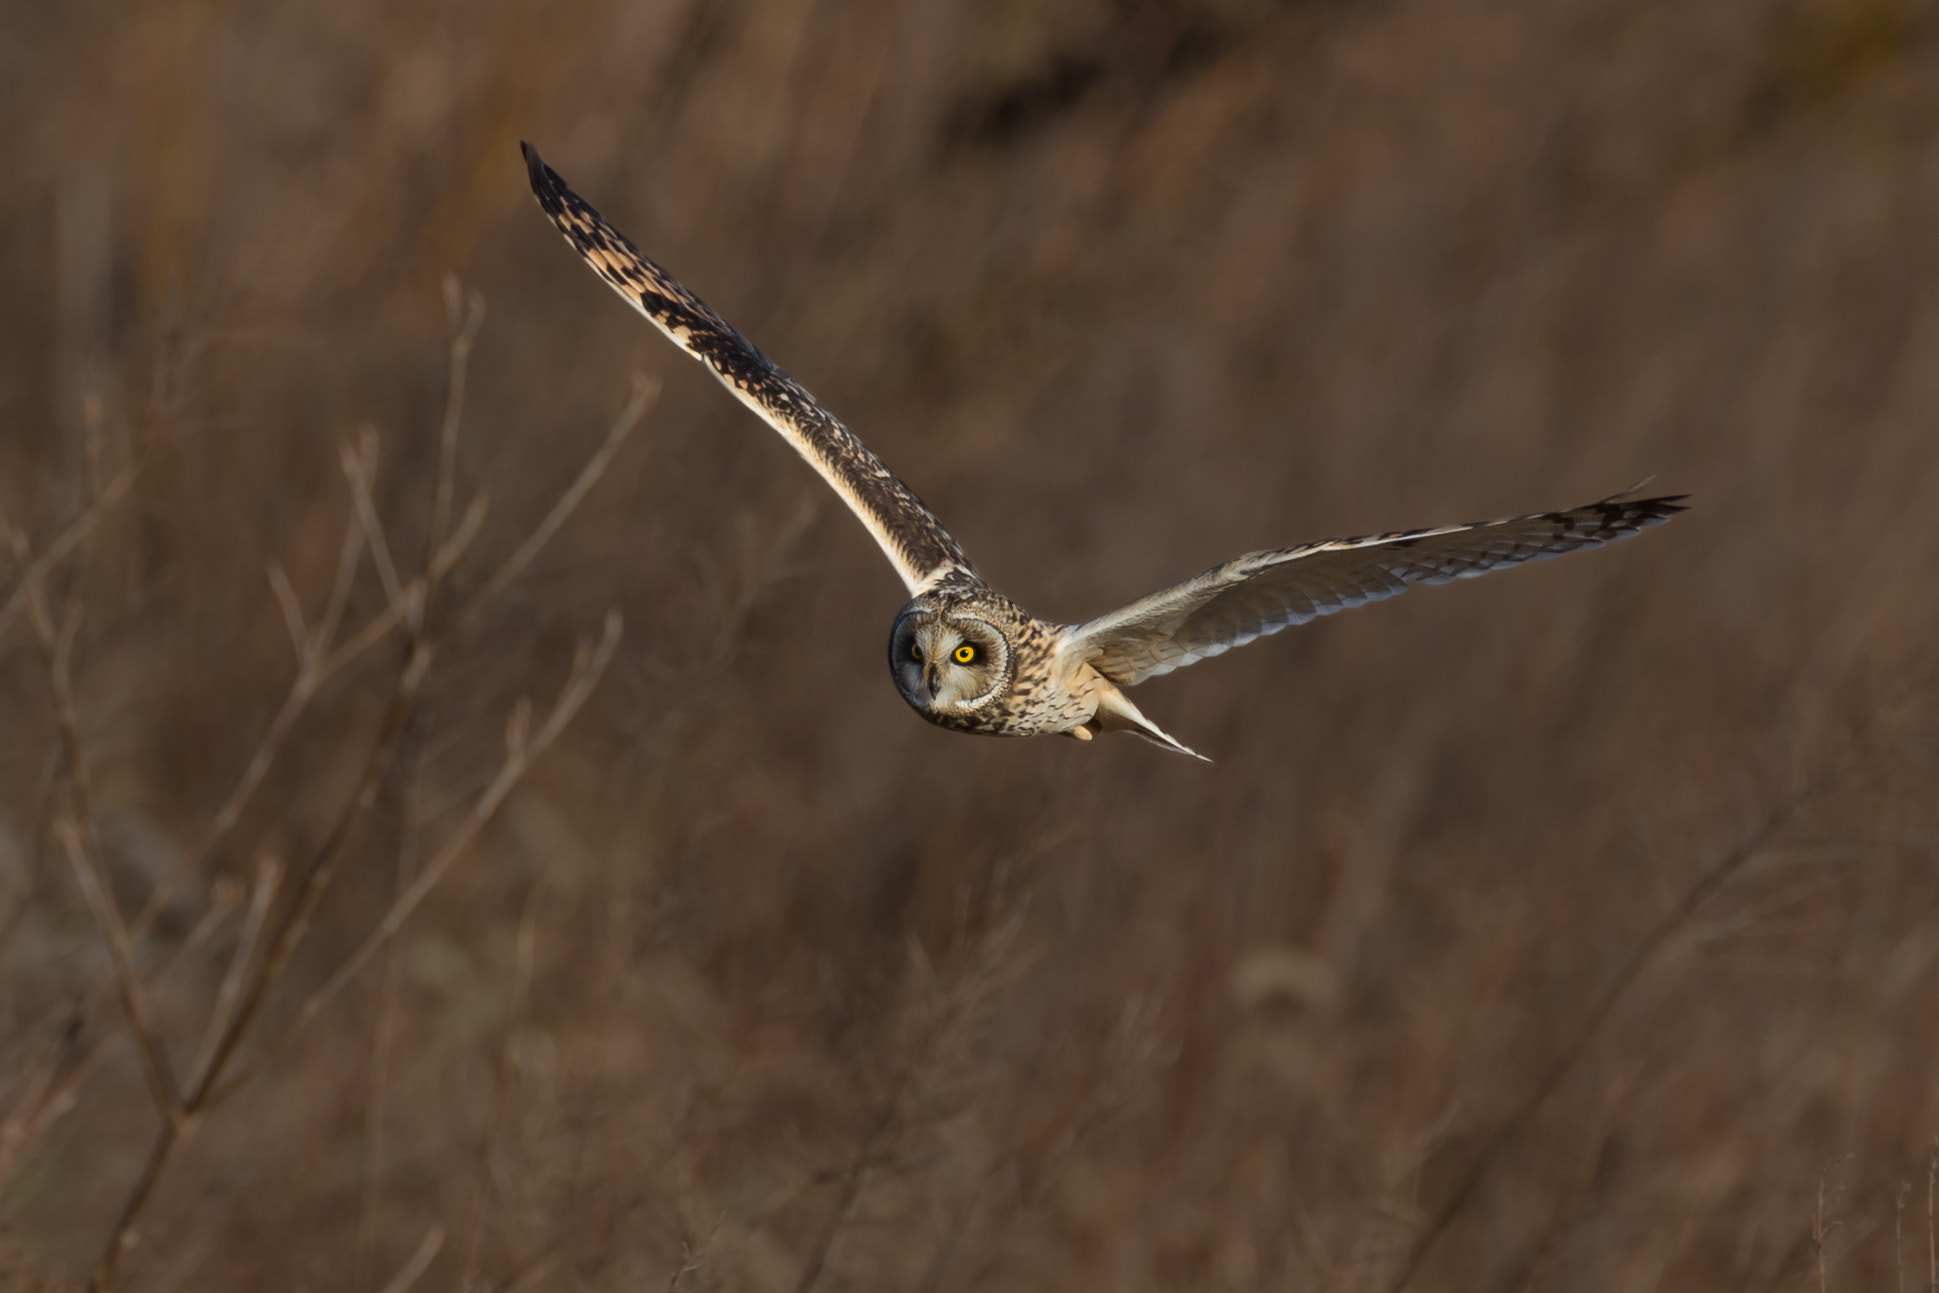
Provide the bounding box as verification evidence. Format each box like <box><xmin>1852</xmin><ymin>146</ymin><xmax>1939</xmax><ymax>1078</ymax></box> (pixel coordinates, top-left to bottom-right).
<box><xmin>519</xmin><ymin>140</ymin><xmax>566</xmax><ymax>204</ymax></box>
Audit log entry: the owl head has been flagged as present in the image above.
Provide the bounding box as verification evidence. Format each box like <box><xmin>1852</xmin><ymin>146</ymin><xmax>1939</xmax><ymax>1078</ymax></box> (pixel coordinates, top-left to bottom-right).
<box><xmin>889</xmin><ymin>604</ymin><xmax>1011</xmax><ymax>718</ymax></box>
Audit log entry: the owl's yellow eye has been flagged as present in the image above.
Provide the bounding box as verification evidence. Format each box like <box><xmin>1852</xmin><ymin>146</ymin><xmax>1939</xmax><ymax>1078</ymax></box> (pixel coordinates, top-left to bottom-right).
<box><xmin>953</xmin><ymin>643</ymin><xmax>977</xmax><ymax>665</ymax></box>
<box><xmin>909</xmin><ymin>642</ymin><xmax>922</xmax><ymax>661</ymax></box>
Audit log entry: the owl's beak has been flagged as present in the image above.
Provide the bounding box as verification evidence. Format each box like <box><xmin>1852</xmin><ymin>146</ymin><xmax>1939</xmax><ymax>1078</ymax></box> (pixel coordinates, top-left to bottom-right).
<box><xmin>924</xmin><ymin>664</ymin><xmax>941</xmax><ymax>699</ymax></box>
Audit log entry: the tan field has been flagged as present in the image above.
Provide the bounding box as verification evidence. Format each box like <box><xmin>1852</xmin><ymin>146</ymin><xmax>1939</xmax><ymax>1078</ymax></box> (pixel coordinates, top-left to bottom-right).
<box><xmin>3</xmin><ymin>2</ymin><xmax>1938</xmax><ymax>1289</ymax></box>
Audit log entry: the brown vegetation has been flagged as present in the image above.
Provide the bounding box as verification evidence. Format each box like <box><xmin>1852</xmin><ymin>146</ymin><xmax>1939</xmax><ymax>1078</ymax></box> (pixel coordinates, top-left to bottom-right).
<box><xmin>4</xmin><ymin>1</ymin><xmax>1939</xmax><ymax>1289</ymax></box>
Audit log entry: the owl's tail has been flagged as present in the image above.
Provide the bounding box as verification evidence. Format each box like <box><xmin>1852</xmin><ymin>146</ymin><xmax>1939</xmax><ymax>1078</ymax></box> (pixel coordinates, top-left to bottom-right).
<box><xmin>1088</xmin><ymin>683</ymin><xmax>1210</xmax><ymax>762</ymax></box>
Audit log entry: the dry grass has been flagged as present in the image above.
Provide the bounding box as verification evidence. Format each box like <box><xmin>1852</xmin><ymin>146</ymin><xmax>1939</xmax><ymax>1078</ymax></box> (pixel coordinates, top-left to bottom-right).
<box><xmin>4</xmin><ymin>1</ymin><xmax>1939</xmax><ymax>1290</ymax></box>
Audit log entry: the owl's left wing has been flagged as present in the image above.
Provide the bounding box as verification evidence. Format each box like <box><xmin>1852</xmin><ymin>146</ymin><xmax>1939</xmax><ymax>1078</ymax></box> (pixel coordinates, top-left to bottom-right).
<box><xmin>1061</xmin><ymin>489</ymin><xmax>1685</xmax><ymax>686</ymax></box>
<box><xmin>522</xmin><ymin>144</ymin><xmax>975</xmax><ymax>595</ymax></box>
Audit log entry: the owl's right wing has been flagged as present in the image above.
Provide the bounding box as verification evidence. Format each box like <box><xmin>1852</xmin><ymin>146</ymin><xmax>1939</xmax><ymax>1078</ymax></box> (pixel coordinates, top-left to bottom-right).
<box><xmin>1062</xmin><ymin>489</ymin><xmax>1686</xmax><ymax>686</ymax></box>
<box><xmin>523</xmin><ymin>144</ymin><xmax>975</xmax><ymax>595</ymax></box>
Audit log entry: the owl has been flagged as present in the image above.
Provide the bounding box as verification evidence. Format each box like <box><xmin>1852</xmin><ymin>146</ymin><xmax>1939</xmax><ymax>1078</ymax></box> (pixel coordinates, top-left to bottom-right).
<box><xmin>523</xmin><ymin>145</ymin><xmax>1683</xmax><ymax>759</ymax></box>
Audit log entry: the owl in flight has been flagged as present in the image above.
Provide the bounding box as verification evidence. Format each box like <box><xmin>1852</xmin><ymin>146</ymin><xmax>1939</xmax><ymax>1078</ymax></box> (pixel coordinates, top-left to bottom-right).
<box><xmin>523</xmin><ymin>144</ymin><xmax>1683</xmax><ymax>760</ymax></box>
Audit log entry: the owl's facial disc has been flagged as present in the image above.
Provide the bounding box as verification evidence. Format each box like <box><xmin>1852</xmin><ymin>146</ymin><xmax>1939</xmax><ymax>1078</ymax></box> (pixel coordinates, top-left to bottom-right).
<box><xmin>890</xmin><ymin>613</ymin><xmax>1008</xmax><ymax>714</ymax></box>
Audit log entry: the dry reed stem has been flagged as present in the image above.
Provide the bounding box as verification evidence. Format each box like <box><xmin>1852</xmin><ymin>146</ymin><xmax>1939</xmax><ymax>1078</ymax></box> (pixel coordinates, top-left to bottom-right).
<box><xmin>376</xmin><ymin>1225</ymin><xmax>445</xmax><ymax>1293</ymax></box>
<box><xmin>1385</xmin><ymin>763</ymin><xmax>1842</xmax><ymax>1293</ymax></box>
<box><xmin>1814</xmin><ymin>1157</ymin><xmax>1847</xmax><ymax>1293</ymax></box>
<box><xmin>458</xmin><ymin>871</ymin><xmax>547</xmax><ymax>1289</ymax></box>
<box><xmin>1898</xmin><ymin>1180</ymin><xmax>1910</xmax><ymax>1293</ymax></box>
<box><xmin>356</xmin><ymin>819</ymin><xmax>417</xmax><ymax>1293</ymax></box>
<box><xmin>791</xmin><ymin>896</ymin><xmax>1032</xmax><ymax>1293</ymax></box>
<box><xmin>430</xmin><ymin>277</ymin><xmax>486</xmax><ymax>560</ymax></box>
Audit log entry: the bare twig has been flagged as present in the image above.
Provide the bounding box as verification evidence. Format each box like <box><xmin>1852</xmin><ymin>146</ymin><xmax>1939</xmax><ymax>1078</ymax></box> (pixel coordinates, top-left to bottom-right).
<box><xmin>0</xmin><ymin>467</ymin><xmax>136</xmax><ymax>651</ymax></box>
<box><xmin>13</xmin><ymin>508</ymin><xmax>187</xmax><ymax>1148</ymax></box>
<box><xmin>340</xmin><ymin>431</ymin><xmax>415</xmax><ymax>628</ymax></box>
<box><xmin>264</xmin><ymin>561</ymin><xmax>311</xmax><ymax>670</ymax></box>
<box><xmin>128</xmin><ymin>499</ymin><xmax>370</xmax><ymax>946</ymax></box>
<box><xmin>56</xmin><ymin>822</ymin><xmax>183</xmax><ymax>1124</ymax></box>
<box><xmin>0</xmin><ymin>1014</ymin><xmax>82</xmax><ymax>1188</ymax></box>
<box><xmin>431</xmin><ymin>276</ymin><xmax>486</xmax><ymax>555</ymax></box>
<box><xmin>665</xmin><ymin>1216</ymin><xmax>723</xmax><ymax>1293</ymax></box>
<box><xmin>185</xmin><ymin>855</ymin><xmax>282</xmax><ymax>1096</ymax></box>
<box><xmin>432</xmin><ymin>495</ymin><xmax>489</xmax><ymax>582</ymax></box>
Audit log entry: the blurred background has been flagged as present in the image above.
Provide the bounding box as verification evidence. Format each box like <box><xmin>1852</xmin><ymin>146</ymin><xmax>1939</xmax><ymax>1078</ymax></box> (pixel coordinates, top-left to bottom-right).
<box><xmin>4</xmin><ymin>1</ymin><xmax>1939</xmax><ymax>1289</ymax></box>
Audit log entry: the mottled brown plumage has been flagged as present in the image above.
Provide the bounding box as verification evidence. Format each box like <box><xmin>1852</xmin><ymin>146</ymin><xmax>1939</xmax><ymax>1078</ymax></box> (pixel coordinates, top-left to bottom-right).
<box><xmin>522</xmin><ymin>144</ymin><xmax>1685</xmax><ymax>759</ymax></box>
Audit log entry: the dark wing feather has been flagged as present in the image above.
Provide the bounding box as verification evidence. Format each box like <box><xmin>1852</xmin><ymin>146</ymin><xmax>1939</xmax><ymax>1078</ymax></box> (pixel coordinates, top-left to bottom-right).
<box><xmin>1062</xmin><ymin>490</ymin><xmax>1686</xmax><ymax>685</ymax></box>
<box><xmin>523</xmin><ymin>144</ymin><xmax>975</xmax><ymax>594</ymax></box>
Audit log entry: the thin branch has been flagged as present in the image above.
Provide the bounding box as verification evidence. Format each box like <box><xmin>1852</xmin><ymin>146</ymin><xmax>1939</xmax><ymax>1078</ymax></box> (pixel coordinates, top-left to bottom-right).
<box><xmin>0</xmin><ymin>882</ymin><xmax>236</xmax><ymax>1181</ymax></box>
<box><xmin>457</xmin><ymin>374</ymin><xmax>657</xmax><ymax>630</ymax></box>
<box><xmin>93</xmin><ymin>1121</ymin><xmax>178</xmax><ymax>1292</ymax></box>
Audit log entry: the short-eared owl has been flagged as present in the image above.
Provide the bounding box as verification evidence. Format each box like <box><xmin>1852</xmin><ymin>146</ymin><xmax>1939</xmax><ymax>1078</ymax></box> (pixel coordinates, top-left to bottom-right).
<box><xmin>523</xmin><ymin>144</ymin><xmax>1683</xmax><ymax>760</ymax></box>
